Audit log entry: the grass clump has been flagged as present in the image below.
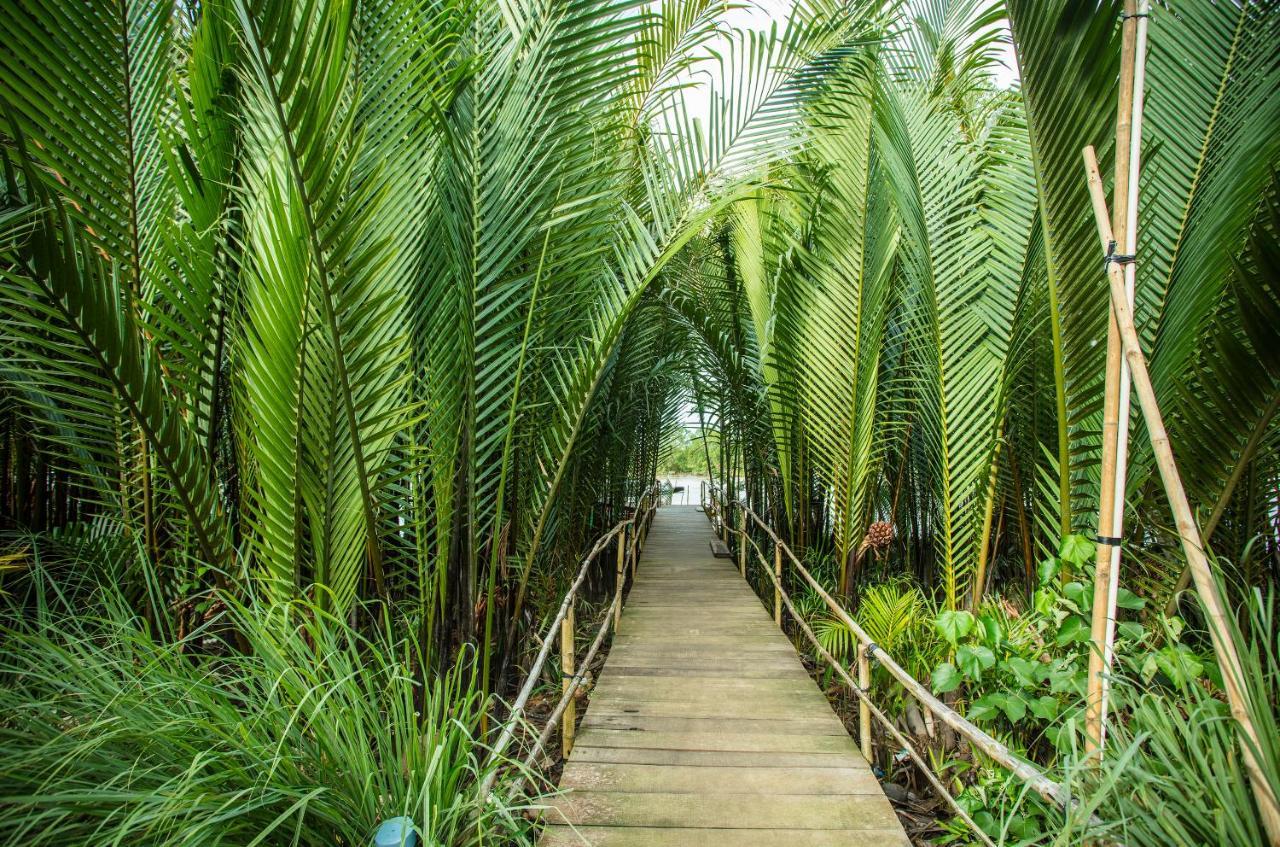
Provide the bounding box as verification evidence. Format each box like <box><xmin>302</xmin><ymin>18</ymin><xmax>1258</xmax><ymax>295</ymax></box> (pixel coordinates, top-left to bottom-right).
<box><xmin>0</xmin><ymin>563</ymin><xmax>531</xmax><ymax>846</ymax></box>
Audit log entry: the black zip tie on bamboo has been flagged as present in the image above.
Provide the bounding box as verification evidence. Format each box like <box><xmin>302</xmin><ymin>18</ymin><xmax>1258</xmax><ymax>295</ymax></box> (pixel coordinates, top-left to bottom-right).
<box><xmin>1104</xmin><ymin>239</ymin><xmax>1137</xmax><ymax>271</ymax></box>
<box><xmin>1120</xmin><ymin>11</ymin><xmax>1149</xmax><ymax>20</ymax></box>
<box><xmin>1096</xmin><ymin>534</ymin><xmax>1123</xmax><ymax>547</ymax></box>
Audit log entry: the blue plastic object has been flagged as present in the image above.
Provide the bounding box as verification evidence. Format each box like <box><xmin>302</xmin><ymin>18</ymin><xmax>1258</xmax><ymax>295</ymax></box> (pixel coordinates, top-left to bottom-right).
<box><xmin>373</xmin><ymin>816</ymin><xmax>418</xmax><ymax>847</ymax></box>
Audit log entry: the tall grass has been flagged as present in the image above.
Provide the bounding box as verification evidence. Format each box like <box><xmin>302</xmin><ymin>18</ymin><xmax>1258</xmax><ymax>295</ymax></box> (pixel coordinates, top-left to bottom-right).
<box><xmin>0</xmin><ymin>554</ymin><xmax>531</xmax><ymax>846</ymax></box>
<box><xmin>1032</xmin><ymin>586</ymin><xmax>1280</xmax><ymax>847</ymax></box>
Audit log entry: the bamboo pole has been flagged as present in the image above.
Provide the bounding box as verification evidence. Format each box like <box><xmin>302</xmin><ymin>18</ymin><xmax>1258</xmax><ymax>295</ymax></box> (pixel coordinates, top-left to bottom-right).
<box><xmin>738</xmin><ymin>505</ymin><xmax>747</xmax><ymax>578</ymax></box>
<box><xmin>1084</xmin><ymin>147</ymin><xmax>1280</xmax><ymax>845</ymax></box>
<box><xmin>763</xmin><ymin>539</ymin><xmax>778</xmax><ymax>627</ymax></box>
<box><xmin>1086</xmin><ymin>0</ymin><xmax>1147</xmax><ymax>759</ymax></box>
<box><xmin>615</xmin><ymin>524</ymin><xmax>626</xmax><ymax>631</ymax></box>
<box><xmin>1102</xmin><ymin>1</ymin><xmax>1150</xmax><ymax>745</ymax></box>
<box><xmin>560</xmin><ymin>601</ymin><xmax>576</xmax><ymax>758</ymax></box>
<box><xmin>857</xmin><ymin>644</ymin><xmax>872</xmax><ymax>760</ymax></box>
<box><xmin>630</xmin><ymin>517</ymin><xmax>639</xmax><ymax>581</ymax></box>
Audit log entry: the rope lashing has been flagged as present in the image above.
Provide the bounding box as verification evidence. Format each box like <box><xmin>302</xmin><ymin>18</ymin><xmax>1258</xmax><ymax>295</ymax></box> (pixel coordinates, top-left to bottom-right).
<box><xmin>1103</xmin><ymin>239</ymin><xmax>1137</xmax><ymax>271</ymax></box>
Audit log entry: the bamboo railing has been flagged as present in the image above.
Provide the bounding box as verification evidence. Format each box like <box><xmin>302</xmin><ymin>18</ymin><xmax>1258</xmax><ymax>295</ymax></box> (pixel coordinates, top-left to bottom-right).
<box><xmin>703</xmin><ymin>485</ymin><xmax>1075</xmax><ymax>822</ymax></box>
<box><xmin>480</xmin><ymin>484</ymin><xmax>661</xmax><ymax>798</ymax></box>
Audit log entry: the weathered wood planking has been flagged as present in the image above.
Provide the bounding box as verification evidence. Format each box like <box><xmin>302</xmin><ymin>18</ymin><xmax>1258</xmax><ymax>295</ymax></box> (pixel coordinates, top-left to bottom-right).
<box><xmin>539</xmin><ymin>505</ymin><xmax>909</xmax><ymax>846</ymax></box>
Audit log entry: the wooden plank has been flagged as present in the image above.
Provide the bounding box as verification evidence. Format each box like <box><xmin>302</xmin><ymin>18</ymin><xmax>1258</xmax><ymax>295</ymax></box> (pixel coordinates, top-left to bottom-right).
<box><xmin>559</xmin><ymin>762</ymin><xmax>883</xmax><ymax>794</ymax></box>
<box><xmin>574</xmin><ymin>728</ymin><xmax>858</xmax><ymax>754</ymax></box>
<box><xmin>544</xmin><ymin>791</ymin><xmax>901</xmax><ymax>830</ymax></box>
<box><xmin>538</xmin><ymin>506</ymin><xmax>908</xmax><ymax>845</ymax></box>
<box><xmin>566</xmin><ymin>746</ymin><xmax>866</xmax><ymax>769</ymax></box>
<box><xmin>540</xmin><ymin>826</ymin><xmax>910</xmax><ymax>847</ymax></box>
<box><xmin>581</xmin><ymin>712</ymin><xmax>847</xmax><ymax>736</ymax></box>
<box><xmin>582</xmin><ymin>698</ymin><xmax>836</xmax><ymax>721</ymax></box>
<box><xmin>594</xmin><ymin>665</ymin><xmax>812</xmax><ymax>680</ymax></box>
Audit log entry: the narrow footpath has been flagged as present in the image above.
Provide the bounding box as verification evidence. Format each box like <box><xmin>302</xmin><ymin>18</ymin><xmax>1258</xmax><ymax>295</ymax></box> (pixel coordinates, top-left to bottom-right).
<box><xmin>540</xmin><ymin>505</ymin><xmax>910</xmax><ymax>846</ymax></box>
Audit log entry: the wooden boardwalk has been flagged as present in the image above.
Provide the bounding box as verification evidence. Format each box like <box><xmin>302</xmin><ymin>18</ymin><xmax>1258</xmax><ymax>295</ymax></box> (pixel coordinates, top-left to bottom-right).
<box><xmin>540</xmin><ymin>505</ymin><xmax>909</xmax><ymax>846</ymax></box>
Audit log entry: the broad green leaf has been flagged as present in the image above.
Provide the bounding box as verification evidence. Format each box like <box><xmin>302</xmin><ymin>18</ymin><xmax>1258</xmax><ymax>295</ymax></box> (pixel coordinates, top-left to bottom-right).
<box><xmin>1003</xmin><ymin>656</ymin><xmax>1039</xmax><ymax>689</ymax></box>
<box><xmin>957</xmin><ymin>644</ymin><xmax>996</xmax><ymax>679</ymax></box>
<box><xmin>1055</xmin><ymin>614</ymin><xmax>1089</xmax><ymax>646</ymax></box>
<box><xmin>977</xmin><ymin>614</ymin><xmax>1003</xmax><ymax>649</ymax></box>
<box><xmin>1037</xmin><ymin>556</ymin><xmax>1060</xmax><ymax>586</ymax></box>
<box><xmin>968</xmin><ymin>694</ymin><xmax>1000</xmax><ymax>722</ymax></box>
<box><xmin>1028</xmin><ymin>695</ymin><xmax>1059</xmax><ymax>721</ymax></box>
<box><xmin>1155</xmin><ymin>645</ymin><xmax>1205</xmax><ymax>688</ymax></box>
<box><xmin>1059</xmin><ymin>533</ymin><xmax>1094</xmax><ymax>566</ymax></box>
<box><xmin>1115</xmin><ymin>587</ymin><xmax>1146</xmax><ymax>611</ymax></box>
<box><xmin>936</xmin><ymin>609</ymin><xmax>975</xmax><ymax>646</ymax></box>
<box><xmin>932</xmin><ymin>662</ymin><xmax>962</xmax><ymax>694</ymax></box>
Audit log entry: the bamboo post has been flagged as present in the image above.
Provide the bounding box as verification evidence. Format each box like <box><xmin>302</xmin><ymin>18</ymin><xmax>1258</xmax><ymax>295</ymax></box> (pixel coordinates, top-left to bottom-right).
<box><xmin>560</xmin><ymin>601</ymin><xmax>576</xmax><ymax>758</ymax></box>
<box><xmin>857</xmin><ymin>644</ymin><xmax>872</xmax><ymax>760</ymax></box>
<box><xmin>773</xmin><ymin>541</ymin><xmax>782</xmax><ymax>627</ymax></box>
<box><xmin>1103</xmin><ymin>0</ymin><xmax>1149</xmax><ymax>744</ymax></box>
<box><xmin>614</xmin><ymin>524</ymin><xmax>626</xmax><ymax>631</ymax></box>
<box><xmin>630</xmin><ymin>517</ymin><xmax>639</xmax><ymax>581</ymax></box>
<box><xmin>1087</xmin><ymin>0</ymin><xmax>1147</xmax><ymax>759</ymax></box>
<box><xmin>1084</xmin><ymin>147</ymin><xmax>1280</xmax><ymax>845</ymax></box>
<box><xmin>737</xmin><ymin>505</ymin><xmax>747</xmax><ymax>578</ymax></box>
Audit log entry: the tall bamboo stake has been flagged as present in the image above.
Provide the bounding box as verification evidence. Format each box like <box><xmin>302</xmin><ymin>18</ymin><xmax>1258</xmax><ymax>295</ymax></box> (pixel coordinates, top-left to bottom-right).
<box><xmin>738</xmin><ymin>505</ymin><xmax>747</xmax><ymax>578</ymax></box>
<box><xmin>614</xmin><ymin>524</ymin><xmax>626</xmax><ymax>631</ymax></box>
<box><xmin>560</xmin><ymin>602</ymin><xmax>576</xmax><ymax>758</ymax></box>
<box><xmin>1101</xmin><ymin>1</ymin><xmax>1149</xmax><ymax>744</ymax></box>
<box><xmin>1084</xmin><ymin>147</ymin><xmax>1280</xmax><ymax>845</ymax></box>
<box><xmin>1086</xmin><ymin>0</ymin><xmax>1147</xmax><ymax>759</ymax></box>
<box><xmin>857</xmin><ymin>643</ymin><xmax>872</xmax><ymax>760</ymax></box>
<box><xmin>773</xmin><ymin>541</ymin><xmax>782</xmax><ymax>627</ymax></box>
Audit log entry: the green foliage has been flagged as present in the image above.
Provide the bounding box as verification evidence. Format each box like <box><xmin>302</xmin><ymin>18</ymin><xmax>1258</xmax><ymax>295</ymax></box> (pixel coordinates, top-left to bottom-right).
<box><xmin>2</xmin><ymin>0</ymin><xmax>1279</xmax><ymax>842</ymax></box>
<box><xmin>926</xmin><ymin>533</ymin><xmax>1214</xmax><ymax>761</ymax></box>
<box><xmin>0</xmin><ymin>563</ymin><xmax>528</xmax><ymax>846</ymax></box>
<box><xmin>656</xmin><ymin>428</ymin><xmax>716</xmax><ymax>477</ymax></box>
<box><xmin>1064</xmin><ymin>588</ymin><xmax>1280</xmax><ymax>847</ymax></box>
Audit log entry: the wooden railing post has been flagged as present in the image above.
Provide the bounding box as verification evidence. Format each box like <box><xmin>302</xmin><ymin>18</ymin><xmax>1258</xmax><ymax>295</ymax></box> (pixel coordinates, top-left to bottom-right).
<box><xmin>737</xmin><ymin>505</ymin><xmax>747</xmax><ymax>578</ymax></box>
<box><xmin>615</xmin><ymin>524</ymin><xmax>626</xmax><ymax>631</ymax></box>
<box><xmin>630</xmin><ymin>518</ymin><xmax>639</xmax><ymax>581</ymax></box>
<box><xmin>858</xmin><ymin>645</ymin><xmax>872</xmax><ymax>760</ymax></box>
<box><xmin>561</xmin><ymin>601</ymin><xmax>576</xmax><ymax>758</ymax></box>
<box><xmin>773</xmin><ymin>541</ymin><xmax>782</xmax><ymax>627</ymax></box>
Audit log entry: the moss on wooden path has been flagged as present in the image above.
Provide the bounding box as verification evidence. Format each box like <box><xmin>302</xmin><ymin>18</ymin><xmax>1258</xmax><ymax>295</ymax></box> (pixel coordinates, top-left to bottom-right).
<box><xmin>540</xmin><ymin>505</ymin><xmax>909</xmax><ymax>846</ymax></box>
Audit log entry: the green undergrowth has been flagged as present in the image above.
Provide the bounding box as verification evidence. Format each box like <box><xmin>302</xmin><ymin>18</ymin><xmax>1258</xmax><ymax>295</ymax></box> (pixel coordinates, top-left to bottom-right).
<box><xmin>793</xmin><ymin>536</ymin><xmax>1280</xmax><ymax>845</ymax></box>
<box><xmin>0</xmin><ymin>546</ymin><xmax>534</xmax><ymax>846</ymax></box>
